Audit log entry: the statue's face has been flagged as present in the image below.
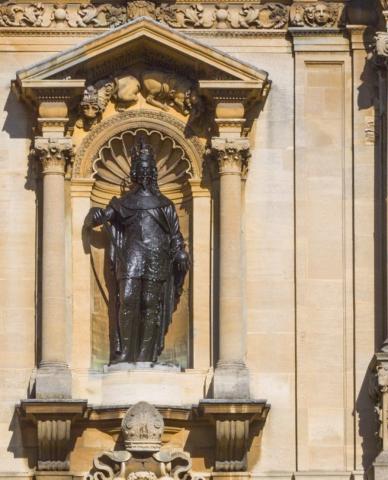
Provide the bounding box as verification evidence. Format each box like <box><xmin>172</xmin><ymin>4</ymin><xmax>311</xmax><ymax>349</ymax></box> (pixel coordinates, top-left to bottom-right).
<box><xmin>314</xmin><ymin>3</ymin><xmax>330</xmax><ymax>25</ymax></box>
<box><xmin>134</xmin><ymin>160</ymin><xmax>155</xmax><ymax>190</ymax></box>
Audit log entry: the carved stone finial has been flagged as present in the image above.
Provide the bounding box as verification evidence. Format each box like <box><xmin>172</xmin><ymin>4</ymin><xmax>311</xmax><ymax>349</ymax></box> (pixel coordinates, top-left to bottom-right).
<box><xmin>34</xmin><ymin>137</ymin><xmax>73</xmax><ymax>175</ymax></box>
<box><xmin>121</xmin><ymin>402</ymin><xmax>164</xmax><ymax>453</ymax></box>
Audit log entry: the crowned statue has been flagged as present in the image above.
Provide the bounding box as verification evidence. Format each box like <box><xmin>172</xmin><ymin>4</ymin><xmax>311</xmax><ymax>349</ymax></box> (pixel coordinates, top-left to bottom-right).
<box><xmin>87</xmin><ymin>138</ymin><xmax>190</xmax><ymax>364</ymax></box>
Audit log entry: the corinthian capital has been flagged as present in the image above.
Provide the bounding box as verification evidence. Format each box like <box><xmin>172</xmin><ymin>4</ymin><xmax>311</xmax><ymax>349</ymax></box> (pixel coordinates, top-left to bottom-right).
<box><xmin>35</xmin><ymin>137</ymin><xmax>73</xmax><ymax>175</ymax></box>
<box><xmin>211</xmin><ymin>138</ymin><xmax>250</xmax><ymax>176</ymax></box>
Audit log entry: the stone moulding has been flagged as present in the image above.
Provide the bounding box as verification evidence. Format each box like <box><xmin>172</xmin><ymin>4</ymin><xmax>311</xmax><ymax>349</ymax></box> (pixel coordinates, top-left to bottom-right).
<box><xmin>0</xmin><ymin>2</ymin><xmax>346</xmax><ymax>33</ymax></box>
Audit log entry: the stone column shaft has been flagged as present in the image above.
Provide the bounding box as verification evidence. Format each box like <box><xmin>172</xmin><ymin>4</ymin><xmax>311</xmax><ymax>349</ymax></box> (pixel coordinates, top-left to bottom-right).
<box><xmin>212</xmin><ymin>137</ymin><xmax>250</xmax><ymax>399</ymax></box>
<box><xmin>35</xmin><ymin>136</ymin><xmax>73</xmax><ymax>398</ymax></box>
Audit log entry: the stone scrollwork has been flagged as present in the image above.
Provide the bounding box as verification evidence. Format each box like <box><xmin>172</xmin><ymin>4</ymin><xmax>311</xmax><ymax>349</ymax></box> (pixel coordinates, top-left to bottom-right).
<box><xmin>0</xmin><ymin>2</ymin><xmax>349</xmax><ymax>31</ymax></box>
<box><xmin>290</xmin><ymin>2</ymin><xmax>343</xmax><ymax>28</ymax></box>
<box><xmin>0</xmin><ymin>2</ymin><xmax>292</xmax><ymax>31</ymax></box>
<box><xmin>86</xmin><ymin>401</ymin><xmax>203</xmax><ymax>480</ymax></box>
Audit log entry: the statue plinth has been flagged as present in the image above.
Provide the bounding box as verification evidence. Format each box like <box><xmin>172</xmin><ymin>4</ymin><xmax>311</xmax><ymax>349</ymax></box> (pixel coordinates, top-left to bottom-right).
<box><xmin>103</xmin><ymin>362</ymin><xmax>182</xmax><ymax>373</ymax></box>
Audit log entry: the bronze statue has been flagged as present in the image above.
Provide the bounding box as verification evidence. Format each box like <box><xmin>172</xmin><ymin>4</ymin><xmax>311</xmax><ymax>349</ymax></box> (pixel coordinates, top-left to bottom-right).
<box><xmin>86</xmin><ymin>138</ymin><xmax>189</xmax><ymax>364</ymax></box>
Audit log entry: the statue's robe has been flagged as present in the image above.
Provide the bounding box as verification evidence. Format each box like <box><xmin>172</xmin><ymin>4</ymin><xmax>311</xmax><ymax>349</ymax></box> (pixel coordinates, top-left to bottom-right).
<box><xmin>104</xmin><ymin>189</ymin><xmax>186</xmax><ymax>361</ymax></box>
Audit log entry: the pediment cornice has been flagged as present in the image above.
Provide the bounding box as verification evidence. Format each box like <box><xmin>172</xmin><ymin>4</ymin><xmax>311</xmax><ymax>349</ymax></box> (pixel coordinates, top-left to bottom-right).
<box><xmin>15</xmin><ymin>17</ymin><xmax>269</xmax><ymax>108</ymax></box>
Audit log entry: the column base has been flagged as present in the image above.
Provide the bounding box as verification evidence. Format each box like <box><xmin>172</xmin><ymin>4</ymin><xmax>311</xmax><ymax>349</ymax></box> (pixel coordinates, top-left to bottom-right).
<box><xmin>374</xmin><ymin>451</ymin><xmax>388</xmax><ymax>480</ymax></box>
<box><xmin>35</xmin><ymin>363</ymin><xmax>72</xmax><ymax>399</ymax></box>
<box><xmin>213</xmin><ymin>361</ymin><xmax>250</xmax><ymax>399</ymax></box>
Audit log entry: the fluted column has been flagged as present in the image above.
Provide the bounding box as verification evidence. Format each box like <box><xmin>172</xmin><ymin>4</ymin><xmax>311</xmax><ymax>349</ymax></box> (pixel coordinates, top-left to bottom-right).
<box><xmin>211</xmin><ymin>104</ymin><xmax>251</xmax><ymax>398</ymax></box>
<box><xmin>34</xmin><ymin>101</ymin><xmax>73</xmax><ymax>399</ymax></box>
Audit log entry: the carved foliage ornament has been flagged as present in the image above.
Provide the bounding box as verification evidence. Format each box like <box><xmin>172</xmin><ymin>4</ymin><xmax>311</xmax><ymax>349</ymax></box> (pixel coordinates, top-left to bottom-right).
<box><xmin>0</xmin><ymin>2</ymin><xmax>346</xmax><ymax>30</ymax></box>
<box><xmin>0</xmin><ymin>2</ymin><xmax>292</xmax><ymax>30</ymax></box>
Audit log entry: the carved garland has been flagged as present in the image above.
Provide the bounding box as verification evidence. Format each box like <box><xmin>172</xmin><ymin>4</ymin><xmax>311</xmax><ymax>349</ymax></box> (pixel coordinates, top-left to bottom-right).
<box><xmin>0</xmin><ymin>2</ymin><xmax>344</xmax><ymax>31</ymax></box>
<box><xmin>73</xmin><ymin>110</ymin><xmax>204</xmax><ymax>180</ymax></box>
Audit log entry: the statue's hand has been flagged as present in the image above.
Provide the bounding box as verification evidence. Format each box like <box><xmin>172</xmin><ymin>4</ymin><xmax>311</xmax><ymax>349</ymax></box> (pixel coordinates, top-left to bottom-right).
<box><xmin>174</xmin><ymin>250</ymin><xmax>190</xmax><ymax>272</ymax></box>
<box><xmin>85</xmin><ymin>207</ymin><xmax>105</xmax><ymax>228</ymax></box>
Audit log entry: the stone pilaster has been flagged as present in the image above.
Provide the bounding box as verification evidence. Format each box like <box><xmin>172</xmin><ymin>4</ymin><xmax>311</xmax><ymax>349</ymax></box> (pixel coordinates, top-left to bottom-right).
<box><xmin>211</xmin><ymin>136</ymin><xmax>250</xmax><ymax>400</ymax></box>
<box><xmin>34</xmin><ymin>128</ymin><xmax>73</xmax><ymax>399</ymax></box>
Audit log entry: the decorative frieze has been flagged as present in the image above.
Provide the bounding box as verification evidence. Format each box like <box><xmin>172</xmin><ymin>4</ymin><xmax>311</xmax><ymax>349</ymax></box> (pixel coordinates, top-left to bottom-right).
<box><xmin>0</xmin><ymin>2</ymin><xmax>346</xmax><ymax>31</ymax></box>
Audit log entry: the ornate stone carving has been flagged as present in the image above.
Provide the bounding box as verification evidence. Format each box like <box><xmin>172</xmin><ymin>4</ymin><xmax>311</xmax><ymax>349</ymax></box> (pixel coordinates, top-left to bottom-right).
<box><xmin>211</xmin><ymin>138</ymin><xmax>250</xmax><ymax>175</ymax></box>
<box><xmin>127</xmin><ymin>1</ymin><xmax>160</xmax><ymax>21</ymax></box>
<box><xmin>38</xmin><ymin>419</ymin><xmax>71</xmax><ymax>471</ymax></box>
<box><xmin>77</xmin><ymin>79</ymin><xmax>115</xmax><ymax>130</ymax></box>
<box><xmin>76</xmin><ymin>70</ymin><xmax>200</xmax><ymax>129</ymax></box>
<box><xmin>0</xmin><ymin>2</ymin><xmax>291</xmax><ymax>31</ymax></box>
<box><xmin>290</xmin><ymin>2</ymin><xmax>343</xmax><ymax>28</ymax></box>
<box><xmin>93</xmin><ymin>128</ymin><xmax>192</xmax><ymax>193</ymax></box>
<box><xmin>122</xmin><ymin>402</ymin><xmax>164</xmax><ymax>452</ymax></box>
<box><xmin>86</xmin><ymin>401</ymin><xmax>202</xmax><ymax>480</ymax></box>
<box><xmin>74</xmin><ymin>110</ymin><xmax>204</xmax><ymax>179</ymax></box>
<box><xmin>34</xmin><ymin>137</ymin><xmax>73</xmax><ymax>174</ymax></box>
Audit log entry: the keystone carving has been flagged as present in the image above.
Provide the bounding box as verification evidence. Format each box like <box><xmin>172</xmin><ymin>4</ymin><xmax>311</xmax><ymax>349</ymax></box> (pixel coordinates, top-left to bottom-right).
<box><xmin>86</xmin><ymin>401</ymin><xmax>204</xmax><ymax>480</ymax></box>
<box><xmin>34</xmin><ymin>137</ymin><xmax>73</xmax><ymax>174</ymax></box>
<box><xmin>290</xmin><ymin>2</ymin><xmax>343</xmax><ymax>28</ymax></box>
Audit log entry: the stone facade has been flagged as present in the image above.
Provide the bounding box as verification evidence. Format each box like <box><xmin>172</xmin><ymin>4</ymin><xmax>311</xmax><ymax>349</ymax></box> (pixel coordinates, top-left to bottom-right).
<box><xmin>0</xmin><ymin>1</ymin><xmax>386</xmax><ymax>480</ymax></box>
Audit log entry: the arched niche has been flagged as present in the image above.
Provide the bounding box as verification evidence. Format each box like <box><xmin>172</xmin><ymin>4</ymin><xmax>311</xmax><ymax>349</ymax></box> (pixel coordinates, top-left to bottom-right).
<box><xmin>71</xmin><ymin>110</ymin><xmax>207</xmax><ymax>370</ymax></box>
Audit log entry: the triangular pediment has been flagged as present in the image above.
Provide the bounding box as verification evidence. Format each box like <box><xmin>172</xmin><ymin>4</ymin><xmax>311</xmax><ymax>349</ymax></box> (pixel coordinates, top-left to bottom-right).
<box><xmin>16</xmin><ymin>17</ymin><xmax>268</xmax><ymax>96</ymax></box>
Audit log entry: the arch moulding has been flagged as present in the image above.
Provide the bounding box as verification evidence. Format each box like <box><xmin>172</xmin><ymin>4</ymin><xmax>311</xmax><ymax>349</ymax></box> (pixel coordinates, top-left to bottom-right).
<box><xmin>73</xmin><ymin>109</ymin><xmax>205</xmax><ymax>181</ymax></box>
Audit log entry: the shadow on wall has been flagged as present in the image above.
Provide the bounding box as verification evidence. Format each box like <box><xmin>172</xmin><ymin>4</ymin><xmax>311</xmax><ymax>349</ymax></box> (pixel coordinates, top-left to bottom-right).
<box><xmin>355</xmin><ymin>364</ymin><xmax>381</xmax><ymax>475</ymax></box>
<box><xmin>2</xmin><ymin>89</ymin><xmax>32</xmax><ymax>139</ymax></box>
<box><xmin>7</xmin><ymin>410</ymin><xmax>37</xmax><ymax>470</ymax></box>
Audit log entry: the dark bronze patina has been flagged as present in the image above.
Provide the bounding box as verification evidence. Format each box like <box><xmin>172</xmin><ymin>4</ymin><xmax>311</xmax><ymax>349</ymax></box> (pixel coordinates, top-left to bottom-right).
<box><xmin>87</xmin><ymin>138</ymin><xmax>189</xmax><ymax>364</ymax></box>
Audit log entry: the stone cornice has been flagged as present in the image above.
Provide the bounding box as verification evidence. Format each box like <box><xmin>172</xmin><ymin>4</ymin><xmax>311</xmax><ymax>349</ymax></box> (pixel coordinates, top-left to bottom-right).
<box><xmin>0</xmin><ymin>2</ymin><xmax>347</xmax><ymax>33</ymax></box>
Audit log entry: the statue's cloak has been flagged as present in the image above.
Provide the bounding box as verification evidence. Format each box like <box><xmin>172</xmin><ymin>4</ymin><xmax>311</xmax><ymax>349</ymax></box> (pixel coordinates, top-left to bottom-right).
<box><xmin>104</xmin><ymin>190</ymin><xmax>186</xmax><ymax>360</ymax></box>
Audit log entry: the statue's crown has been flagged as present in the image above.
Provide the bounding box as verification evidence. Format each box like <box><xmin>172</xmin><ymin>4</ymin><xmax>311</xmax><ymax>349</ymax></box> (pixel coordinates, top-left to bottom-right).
<box><xmin>131</xmin><ymin>138</ymin><xmax>156</xmax><ymax>168</ymax></box>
